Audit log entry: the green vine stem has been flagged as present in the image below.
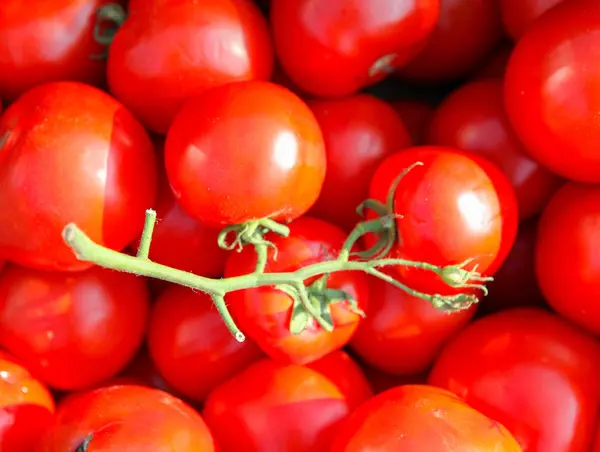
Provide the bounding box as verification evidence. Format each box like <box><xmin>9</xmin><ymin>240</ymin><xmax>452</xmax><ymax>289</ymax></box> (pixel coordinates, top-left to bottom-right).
<box><xmin>92</xmin><ymin>3</ymin><xmax>127</xmax><ymax>59</ymax></box>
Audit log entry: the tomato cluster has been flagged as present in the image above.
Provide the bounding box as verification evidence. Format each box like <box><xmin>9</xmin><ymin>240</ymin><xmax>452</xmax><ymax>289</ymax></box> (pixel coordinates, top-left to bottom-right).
<box><xmin>0</xmin><ymin>0</ymin><xmax>598</xmax><ymax>451</ymax></box>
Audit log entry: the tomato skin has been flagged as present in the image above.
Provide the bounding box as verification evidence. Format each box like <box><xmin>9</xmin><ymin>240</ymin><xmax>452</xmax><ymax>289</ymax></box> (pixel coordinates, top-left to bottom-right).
<box><xmin>499</xmin><ymin>0</ymin><xmax>566</xmax><ymax>41</ymax></box>
<box><xmin>429</xmin><ymin>308</ymin><xmax>600</xmax><ymax>452</ymax></box>
<box><xmin>203</xmin><ymin>358</ymin><xmax>351</xmax><ymax>451</ymax></box>
<box><xmin>0</xmin><ymin>264</ymin><xmax>149</xmax><ymax>391</ymax></box>
<box><xmin>397</xmin><ymin>0</ymin><xmax>503</xmax><ymax>82</ymax></box>
<box><xmin>350</xmin><ymin>272</ymin><xmax>475</xmax><ymax>375</ymax></box>
<box><xmin>535</xmin><ymin>183</ymin><xmax>600</xmax><ymax>335</ymax></box>
<box><xmin>148</xmin><ymin>285</ymin><xmax>263</xmax><ymax>403</ymax></box>
<box><xmin>0</xmin><ymin>81</ymin><xmax>157</xmax><ymax>272</ymax></box>
<box><xmin>389</xmin><ymin>99</ymin><xmax>435</xmax><ymax>146</ymax></box>
<box><xmin>504</xmin><ymin>0</ymin><xmax>600</xmax><ymax>183</ymax></box>
<box><xmin>367</xmin><ymin>146</ymin><xmax>518</xmax><ymax>295</ymax></box>
<box><xmin>108</xmin><ymin>0</ymin><xmax>273</xmax><ymax>134</ymax></box>
<box><xmin>165</xmin><ymin>81</ymin><xmax>326</xmax><ymax>226</ymax></box>
<box><xmin>427</xmin><ymin>80</ymin><xmax>562</xmax><ymax>220</ymax></box>
<box><xmin>38</xmin><ymin>385</ymin><xmax>216</xmax><ymax>451</ymax></box>
<box><xmin>307</xmin><ymin>94</ymin><xmax>412</xmax><ymax>231</ymax></box>
<box><xmin>270</xmin><ymin>0</ymin><xmax>440</xmax><ymax>98</ymax></box>
<box><xmin>0</xmin><ymin>351</ymin><xmax>55</xmax><ymax>451</ymax></box>
<box><xmin>331</xmin><ymin>385</ymin><xmax>522</xmax><ymax>451</ymax></box>
<box><xmin>225</xmin><ymin>217</ymin><xmax>369</xmax><ymax>364</ymax></box>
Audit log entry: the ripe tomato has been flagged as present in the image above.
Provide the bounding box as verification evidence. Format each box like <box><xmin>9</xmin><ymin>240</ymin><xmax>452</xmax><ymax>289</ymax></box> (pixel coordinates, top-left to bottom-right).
<box><xmin>535</xmin><ymin>182</ymin><xmax>600</xmax><ymax>335</ymax></box>
<box><xmin>427</xmin><ymin>80</ymin><xmax>562</xmax><ymax>219</ymax></box>
<box><xmin>350</xmin><ymin>271</ymin><xmax>475</xmax><ymax>376</ymax></box>
<box><xmin>165</xmin><ymin>81</ymin><xmax>326</xmax><ymax>227</ymax></box>
<box><xmin>331</xmin><ymin>385</ymin><xmax>521</xmax><ymax>451</ymax></box>
<box><xmin>0</xmin><ymin>81</ymin><xmax>157</xmax><ymax>272</ymax></box>
<box><xmin>504</xmin><ymin>0</ymin><xmax>600</xmax><ymax>183</ymax></box>
<box><xmin>38</xmin><ymin>385</ymin><xmax>216</xmax><ymax>451</ymax></box>
<box><xmin>148</xmin><ymin>285</ymin><xmax>263</xmax><ymax>403</ymax></box>
<box><xmin>389</xmin><ymin>99</ymin><xmax>435</xmax><ymax>146</ymax></box>
<box><xmin>0</xmin><ymin>0</ymin><xmax>118</xmax><ymax>101</ymax></box>
<box><xmin>367</xmin><ymin>146</ymin><xmax>518</xmax><ymax>295</ymax></box>
<box><xmin>270</xmin><ymin>0</ymin><xmax>440</xmax><ymax>98</ymax></box>
<box><xmin>0</xmin><ymin>264</ymin><xmax>149</xmax><ymax>391</ymax></box>
<box><xmin>203</xmin><ymin>358</ymin><xmax>351</xmax><ymax>451</ymax></box>
<box><xmin>307</xmin><ymin>94</ymin><xmax>412</xmax><ymax>231</ymax></box>
<box><xmin>225</xmin><ymin>216</ymin><xmax>369</xmax><ymax>364</ymax></box>
<box><xmin>108</xmin><ymin>0</ymin><xmax>273</xmax><ymax>134</ymax></box>
<box><xmin>397</xmin><ymin>0</ymin><xmax>503</xmax><ymax>82</ymax></box>
<box><xmin>472</xmin><ymin>43</ymin><xmax>513</xmax><ymax>80</ymax></box>
<box><xmin>307</xmin><ymin>350</ymin><xmax>373</xmax><ymax>410</ymax></box>
<box><xmin>499</xmin><ymin>0</ymin><xmax>566</xmax><ymax>41</ymax></box>
<box><xmin>429</xmin><ymin>308</ymin><xmax>600</xmax><ymax>452</ymax></box>
<box><xmin>0</xmin><ymin>351</ymin><xmax>55</xmax><ymax>451</ymax></box>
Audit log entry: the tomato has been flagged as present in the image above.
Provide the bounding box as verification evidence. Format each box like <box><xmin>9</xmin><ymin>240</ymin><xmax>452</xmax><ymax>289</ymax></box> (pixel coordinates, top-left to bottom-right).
<box><xmin>360</xmin><ymin>364</ymin><xmax>427</xmax><ymax>395</ymax></box>
<box><xmin>0</xmin><ymin>81</ymin><xmax>157</xmax><ymax>272</ymax></box>
<box><xmin>307</xmin><ymin>94</ymin><xmax>412</xmax><ymax>231</ymax></box>
<box><xmin>499</xmin><ymin>0</ymin><xmax>566</xmax><ymax>41</ymax></box>
<box><xmin>307</xmin><ymin>350</ymin><xmax>373</xmax><ymax>409</ymax></box>
<box><xmin>110</xmin><ymin>347</ymin><xmax>172</xmax><ymax>393</ymax></box>
<box><xmin>367</xmin><ymin>146</ymin><xmax>518</xmax><ymax>295</ymax></box>
<box><xmin>389</xmin><ymin>99</ymin><xmax>435</xmax><ymax>146</ymax></box>
<box><xmin>148</xmin><ymin>285</ymin><xmax>263</xmax><ymax>403</ymax></box>
<box><xmin>397</xmin><ymin>0</ymin><xmax>503</xmax><ymax>82</ymax></box>
<box><xmin>165</xmin><ymin>81</ymin><xmax>326</xmax><ymax>227</ymax></box>
<box><xmin>38</xmin><ymin>385</ymin><xmax>215</xmax><ymax>451</ymax></box>
<box><xmin>472</xmin><ymin>43</ymin><xmax>513</xmax><ymax>80</ymax></box>
<box><xmin>108</xmin><ymin>0</ymin><xmax>273</xmax><ymax>134</ymax></box>
<box><xmin>203</xmin><ymin>358</ymin><xmax>351</xmax><ymax>451</ymax></box>
<box><xmin>225</xmin><ymin>216</ymin><xmax>369</xmax><ymax>364</ymax></box>
<box><xmin>427</xmin><ymin>80</ymin><xmax>562</xmax><ymax>219</ymax></box>
<box><xmin>0</xmin><ymin>264</ymin><xmax>149</xmax><ymax>391</ymax></box>
<box><xmin>350</xmin><ymin>271</ymin><xmax>475</xmax><ymax>375</ymax></box>
<box><xmin>270</xmin><ymin>0</ymin><xmax>440</xmax><ymax>98</ymax></box>
<box><xmin>535</xmin><ymin>182</ymin><xmax>600</xmax><ymax>335</ymax></box>
<box><xmin>429</xmin><ymin>308</ymin><xmax>600</xmax><ymax>452</ymax></box>
<box><xmin>0</xmin><ymin>0</ymin><xmax>119</xmax><ymax>101</ymax></box>
<box><xmin>504</xmin><ymin>0</ymin><xmax>600</xmax><ymax>183</ymax></box>
<box><xmin>0</xmin><ymin>351</ymin><xmax>55</xmax><ymax>451</ymax></box>
<box><xmin>331</xmin><ymin>385</ymin><xmax>522</xmax><ymax>451</ymax></box>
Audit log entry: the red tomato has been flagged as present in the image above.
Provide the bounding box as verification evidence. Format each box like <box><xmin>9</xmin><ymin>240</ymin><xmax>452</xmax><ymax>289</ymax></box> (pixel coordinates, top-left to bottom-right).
<box><xmin>535</xmin><ymin>182</ymin><xmax>600</xmax><ymax>335</ymax></box>
<box><xmin>165</xmin><ymin>81</ymin><xmax>326</xmax><ymax>226</ymax></box>
<box><xmin>389</xmin><ymin>99</ymin><xmax>435</xmax><ymax>145</ymax></box>
<box><xmin>504</xmin><ymin>0</ymin><xmax>600</xmax><ymax>183</ymax></box>
<box><xmin>38</xmin><ymin>385</ymin><xmax>215</xmax><ymax>451</ymax></box>
<box><xmin>331</xmin><ymin>385</ymin><xmax>522</xmax><ymax>451</ymax></box>
<box><xmin>397</xmin><ymin>0</ymin><xmax>503</xmax><ymax>82</ymax></box>
<box><xmin>0</xmin><ymin>265</ymin><xmax>149</xmax><ymax>391</ymax></box>
<box><xmin>307</xmin><ymin>350</ymin><xmax>373</xmax><ymax>409</ymax></box>
<box><xmin>499</xmin><ymin>0</ymin><xmax>566</xmax><ymax>41</ymax></box>
<box><xmin>472</xmin><ymin>43</ymin><xmax>513</xmax><ymax>80</ymax></box>
<box><xmin>0</xmin><ymin>0</ymin><xmax>118</xmax><ymax>101</ymax></box>
<box><xmin>350</xmin><ymin>272</ymin><xmax>475</xmax><ymax>375</ymax></box>
<box><xmin>108</xmin><ymin>0</ymin><xmax>273</xmax><ymax>134</ymax></box>
<box><xmin>148</xmin><ymin>285</ymin><xmax>263</xmax><ymax>403</ymax></box>
<box><xmin>203</xmin><ymin>358</ymin><xmax>351</xmax><ymax>451</ymax></box>
<box><xmin>429</xmin><ymin>308</ymin><xmax>600</xmax><ymax>452</ymax></box>
<box><xmin>367</xmin><ymin>146</ymin><xmax>518</xmax><ymax>295</ymax></box>
<box><xmin>427</xmin><ymin>80</ymin><xmax>562</xmax><ymax>219</ymax></box>
<box><xmin>307</xmin><ymin>94</ymin><xmax>412</xmax><ymax>231</ymax></box>
<box><xmin>225</xmin><ymin>217</ymin><xmax>369</xmax><ymax>364</ymax></box>
<box><xmin>270</xmin><ymin>0</ymin><xmax>440</xmax><ymax>98</ymax></box>
<box><xmin>0</xmin><ymin>81</ymin><xmax>157</xmax><ymax>272</ymax></box>
<box><xmin>0</xmin><ymin>351</ymin><xmax>55</xmax><ymax>451</ymax></box>
<box><xmin>481</xmin><ymin>218</ymin><xmax>545</xmax><ymax>314</ymax></box>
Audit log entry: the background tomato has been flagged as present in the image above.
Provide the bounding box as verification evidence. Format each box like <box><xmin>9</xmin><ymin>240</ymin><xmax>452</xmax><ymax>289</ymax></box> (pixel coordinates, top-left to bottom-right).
<box><xmin>0</xmin><ymin>81</ymin><xmax>157</xmax><ymax>272</ymax></box>
<box><xmin>225</xmin><ymin>216</ymin><xmax>369</xmax><ymax>364</ymax></box>
<box><xmin>472</xmin><ymin>43</ymin><xmax>513</xmax><ymax>80</ymax></box>
<box><xmin>504</xmin><ymin>0</ymin><xmax>600</xmax><ymax>183</ymax></box>
<box><xmin>108</xmin><ymin>0</ymin><xmax>273</xmax><ymax>134</ymax></box>
<box><xmin>0</xmin><ymin>265</ymin><xmax>149</xmax><ymax>391</ymax></box>
<box><xmin>499</xmin><ymin>0</ymin><xmax>566</xmax><ymax>40</ymax></box>
<box><xmin>331</xmin><ymin>385</ymin><xmax>521</xmax><ymax>451</ymax></box>
<box><xmin>389</xmin><ymin>99</ymin><xmax>435</xmax><ymax>146</ymax></box>
<box><xmin>429</xmin><ymin>308</ymin><xmax>600</xmax><ymax>452</ymax></box>
<box><xmin>203</xmin><ymin>358</ymin><xmax>351</xmax><ymax>452</ymax></box>
<box><xmin>165</xmin><ymin>81</ymin><xmax>326</xmax><ymax>226</ymax></box>
<box><xmin>307</xmin><ymin>94</ymin><xmax>412</xmax><ymax>231</ymax></box>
